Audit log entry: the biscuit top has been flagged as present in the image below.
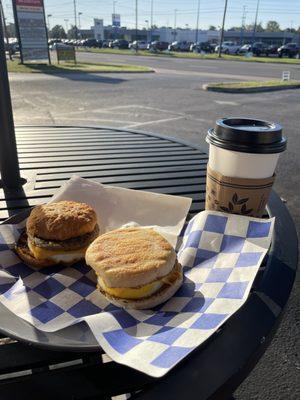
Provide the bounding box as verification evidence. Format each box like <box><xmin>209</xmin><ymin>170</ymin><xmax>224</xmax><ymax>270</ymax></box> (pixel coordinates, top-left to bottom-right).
<box><xmin>85</xmin><ymin>227</ymin><xmax>176</xmax><ymax>288</ymax></box>
<box><xmin>27</xmin><ymin>201</ymin><xmax>97</xmax><ymax>241</ymax></box>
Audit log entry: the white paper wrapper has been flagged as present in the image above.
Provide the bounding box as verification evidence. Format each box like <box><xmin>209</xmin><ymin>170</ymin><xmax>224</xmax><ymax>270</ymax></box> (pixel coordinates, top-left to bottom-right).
<box><xmin>0</xmin><ymin>176</ymin><xmax>274</xmax><ymax>377</ymax></box>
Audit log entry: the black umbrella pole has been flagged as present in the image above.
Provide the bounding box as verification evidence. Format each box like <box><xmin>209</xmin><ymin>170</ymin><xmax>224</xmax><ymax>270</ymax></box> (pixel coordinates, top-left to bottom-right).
<box><xmin>0</xmin><ymin>15</ymin><xmax>21</xmax><ymax>188</ymax></box>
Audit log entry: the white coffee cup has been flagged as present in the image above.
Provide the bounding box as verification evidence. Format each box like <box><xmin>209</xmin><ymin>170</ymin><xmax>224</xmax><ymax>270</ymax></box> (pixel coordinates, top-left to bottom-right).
<box><xmin>206</xmin><ymin>118</ymin><xmax>287</xmax><ymax>179</ymax></box>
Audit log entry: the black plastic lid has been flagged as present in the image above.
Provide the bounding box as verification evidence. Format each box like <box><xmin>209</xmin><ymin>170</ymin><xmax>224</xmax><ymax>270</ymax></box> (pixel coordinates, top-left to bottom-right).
<box><xmin>206</xmin><ymin>117</ymin><xmax>287</xmax><ymax>154</ymax></box>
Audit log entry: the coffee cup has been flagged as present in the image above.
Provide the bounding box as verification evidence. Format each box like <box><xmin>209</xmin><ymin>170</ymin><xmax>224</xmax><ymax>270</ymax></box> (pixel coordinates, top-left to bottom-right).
<box><xmin>205</xmin><ymin>118</ymin><xmax>287</xmax><ymax>217</ymax></box>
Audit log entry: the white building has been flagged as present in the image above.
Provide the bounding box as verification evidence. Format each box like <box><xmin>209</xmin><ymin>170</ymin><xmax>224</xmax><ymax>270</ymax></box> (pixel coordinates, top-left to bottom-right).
<box><xmin>93</xmin><ymin>19</ymin><xmax>104</xmax><ymax>40</ymax></box>
<box><xmin>150</xmin><ymin>28</ymin><xmax>219</xmax><ymax>43</ymax></box>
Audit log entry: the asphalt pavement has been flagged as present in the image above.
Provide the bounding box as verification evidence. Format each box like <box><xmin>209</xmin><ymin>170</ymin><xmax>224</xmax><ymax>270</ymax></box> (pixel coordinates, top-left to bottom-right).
<box><xmin>8</xmin><ymin>52</ymin><xmax>300</xmax><ymax>399</ymax></box>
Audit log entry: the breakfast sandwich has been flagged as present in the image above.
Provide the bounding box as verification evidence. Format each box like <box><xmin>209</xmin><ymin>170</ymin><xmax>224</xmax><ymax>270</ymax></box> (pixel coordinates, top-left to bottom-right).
<box><xmin>16</xmin><ymin>201</ymin><xmax>99</xmax><ymax>268</ymax></box>
<box><xmin>85</xmin><ymin>227</ymin><xmax>183</xmax><ymax>309</ymax></box>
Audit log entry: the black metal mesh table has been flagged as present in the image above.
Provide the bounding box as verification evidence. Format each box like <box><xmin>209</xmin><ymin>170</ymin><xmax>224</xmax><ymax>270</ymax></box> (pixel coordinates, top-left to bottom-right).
<box><xmin>0</xmin><ymin>126</ymin><xmax>298</xmax><ymax>400</ymax></box>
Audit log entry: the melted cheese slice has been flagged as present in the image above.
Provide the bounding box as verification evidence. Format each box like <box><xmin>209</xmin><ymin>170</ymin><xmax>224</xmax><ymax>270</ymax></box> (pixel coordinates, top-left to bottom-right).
<box><xmin>98</xmin><ymin>265</ymin><xmax>181</xmax><ymax>300</ymax></box>
<box><xmin>28</xmin><ymin>239</ymin><xmax>86</xmax><ymax>263</ymax></box>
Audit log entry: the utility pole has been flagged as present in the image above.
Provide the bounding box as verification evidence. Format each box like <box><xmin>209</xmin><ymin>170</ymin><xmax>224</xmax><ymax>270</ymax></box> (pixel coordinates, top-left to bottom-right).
<box><xmin>135</xmin><ymin>0</ymin><xmax>138</xmax><ymax>53</ymax></box>
<box><xmin>240</xmin><ymin>5</ymin><xmax>246</xmax><ymax>45</ymax></box>
<box><xmin>195</xmin><ymin>0</ymin><xmax>200</xmax><ymax>44</ymax></box>
<box><xmin>218</xmin><ymin>0</ymin><xmax>228</xmax><ymax>58</ymax></box>
<box><xmin>150</xmin><ymin>0</ymin><xmax>153</xmax><ymax>43</ymax></box>
<box><xmin>252</xmin><ymin>0</ymin><xmax>260</xmax><ymax>44</ymax></box>
<box><xmin>73</xmin><ymin>0</ymin><xmax>78</xmax><ymax>39</ymax></box>
<box><xmin>0</xmin><ymin>0</ymin><xmax>12</xmax><ymax>60</ymax></box>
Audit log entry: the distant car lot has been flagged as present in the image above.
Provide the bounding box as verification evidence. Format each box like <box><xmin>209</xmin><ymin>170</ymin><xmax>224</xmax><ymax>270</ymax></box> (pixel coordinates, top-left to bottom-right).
<box><xmin>7</xmin><ymin>37</ymin><xmax>297</xmax><ymax>60</ymax></box>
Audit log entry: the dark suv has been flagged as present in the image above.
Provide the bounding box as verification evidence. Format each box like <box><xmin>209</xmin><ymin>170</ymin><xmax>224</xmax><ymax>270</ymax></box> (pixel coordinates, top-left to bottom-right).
<box><xmin>190</xmin><ymin>42</ymin><xmax>215</xmax><ymax>53</ymax></box>
<box><xmin>110</xmin><ymin>39</ymin><xmax>129</xmax><ymax>49</ymax></box>
<box><xmin>147</xmin><ymin>41</ymin><xmax>169</xmax><ymax>51</ymax></box>
<box><xmin>239</xmin><ymin>42</ymin><xmax>268</xmax><ymax>56</ymax></box>
<box><xmin>278</xmin><ymin>43</ymin><xmax>300</xmax><ymax>58</ymax></box>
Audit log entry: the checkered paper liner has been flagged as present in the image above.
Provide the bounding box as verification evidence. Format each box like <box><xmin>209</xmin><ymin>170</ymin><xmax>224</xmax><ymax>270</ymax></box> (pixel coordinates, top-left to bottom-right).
<box><xmin>0</xmin><ymin>206</ymin><xmax>273</xmax><ymax>377</ymax></box>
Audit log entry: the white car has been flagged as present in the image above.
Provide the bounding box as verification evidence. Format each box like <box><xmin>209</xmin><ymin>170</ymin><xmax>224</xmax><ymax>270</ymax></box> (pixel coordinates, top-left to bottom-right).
<box><xmin>215</xmin><ymin>41</ymin><xmax>240</xmax><ymax>55</ymax></box>
<box><xmin>129</xmin><ymin>40</ymin><xmax>148</xmax><ymax>50</ymax></box>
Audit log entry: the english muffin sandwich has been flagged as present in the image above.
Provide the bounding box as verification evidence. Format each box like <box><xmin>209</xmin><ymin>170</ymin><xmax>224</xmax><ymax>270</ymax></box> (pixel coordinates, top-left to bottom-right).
<box><xmin>85</xmin><ymin>227</ymin><xmax>183</xmax><ymax>309</ymax></box>
<box><xmin>16</xmin><ymin>201</ymin><xmax>99</xmax><ymax>268</ymax></box>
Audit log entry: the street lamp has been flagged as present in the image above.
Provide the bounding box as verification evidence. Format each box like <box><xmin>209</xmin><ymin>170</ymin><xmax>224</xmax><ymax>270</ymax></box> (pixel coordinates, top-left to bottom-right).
<box><xmin>47</xmin><ymin>14</ymin><xmax>52</xmax><ymax>31</ymax></box>
<box><xmin>78</xmin><ymin>12</ymin><xmax>82</xmax><ymax>30</ymax></box>
<box><xmin>145</xmin><ymin>19</ymin><xmax>149</xmax><ymax>41</ymax></box>
<box><xmin>64</xmin><ymin>18</ymin><xmax>69</xmax><ymax>33</ymax></box>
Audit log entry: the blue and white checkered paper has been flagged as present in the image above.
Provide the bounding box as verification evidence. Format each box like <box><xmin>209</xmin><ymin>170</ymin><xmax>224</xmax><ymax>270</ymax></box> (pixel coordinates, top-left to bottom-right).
<box><xmin>0</xmin><ymin>180</ymin><xmax>274</xmax><ymax>377</ymax></box>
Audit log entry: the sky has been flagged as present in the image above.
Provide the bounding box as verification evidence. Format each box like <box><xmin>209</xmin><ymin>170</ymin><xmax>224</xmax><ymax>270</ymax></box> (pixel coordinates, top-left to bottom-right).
<box><xmin>2</xmin><ymin>0</ymin><xmax>300</xmax><ymax>31</ymax></box>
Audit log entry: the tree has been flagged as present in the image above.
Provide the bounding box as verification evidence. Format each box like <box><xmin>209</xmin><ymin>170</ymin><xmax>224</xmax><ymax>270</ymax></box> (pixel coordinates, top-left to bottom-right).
<box><xmin>228</xmin><ymin>26</ymin><xmax>242</xmax><ymax>31</ymax></box>
<box><xmin>50</xmin><ymin>24</ymin><xmax>67</xmax><ymax>39</ymax></box>
<box><xmin>6</xmin><ymin>23</ymin><xmax>15</xmax><ymax>37</ymax></box>
<box><xmin>245</xmin><ymin>22</ymin><xmax>264</xmax><ymax>32</ymax></box>
<box><xmin>67</xmin><ymin>25</ymin><xmax>77</xmax><ymax>39</ymax></box>
<box><xmin>209</xmin><ymin>25</ymin><xmax>216</xmax><ymax>31</ymax></box>
<box><xmin>266</xmin><ymin>20</ymin><xmax>281</xmax><ymax>32</ymax></box>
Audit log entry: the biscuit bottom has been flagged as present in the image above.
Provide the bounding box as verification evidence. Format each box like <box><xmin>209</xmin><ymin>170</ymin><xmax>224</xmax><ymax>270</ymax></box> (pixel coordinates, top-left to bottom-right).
<box><xmin>97</xmin><ymin>262</ymin><xmax>183</xmax><ymax>310</ymax></box>
<box><xmin>97</xmin><ymin>262</ymin><xmax>182</xmax><ymax>300</ymax></box>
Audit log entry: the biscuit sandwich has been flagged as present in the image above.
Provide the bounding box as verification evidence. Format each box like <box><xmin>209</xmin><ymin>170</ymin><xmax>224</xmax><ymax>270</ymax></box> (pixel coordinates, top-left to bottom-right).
<box><xmin>85</xmin><ymin>227</ymin><xmax>183</xmax><ymax>309</ymax></box>
<box><xmin>16</xmin><ymin>201</ymin><xmax>99</xmax><ymax>268</ymax></box>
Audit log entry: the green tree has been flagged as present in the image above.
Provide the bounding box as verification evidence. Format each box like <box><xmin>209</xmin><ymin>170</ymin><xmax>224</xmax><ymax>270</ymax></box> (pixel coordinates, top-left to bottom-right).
<box><xmin>67</xmin><ymin>25</ymin><xmax>77</xmax><ymax>39</ymax></box>
<box><xmin>228</xmin><ymin>26</ymin><xmax>242</xmax><ymax>31</ymax></box>
<box><xmin>6</xmin><ymin>23</ymin><xmax>15</xmax><ymax>37</ymax></box>
<box><xmin>50</xmin><ymin>24</ymin><xmax>67</xmax><ymax>39</ymax></box>
<box><xmin>209</xmin><ymin>25</ymin><xmax>216</xmax><ymax>31</ymax></box>
<box><xmin>245</xmin><ymin>22</ymin><xmax>264</xmax><ymax>32</ymax></box>
<box><xmin>265</xmin><ymin>20</ymin><xmax>281</xmax><ymax>32</ymax></box>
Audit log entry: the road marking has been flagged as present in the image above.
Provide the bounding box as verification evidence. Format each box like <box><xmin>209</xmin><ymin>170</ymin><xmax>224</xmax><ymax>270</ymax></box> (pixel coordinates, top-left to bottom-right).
<box><xmin>124</xmin><ymin>116</ymin><xmax>184</xmax><ymax>128</ymax></box>
<box><xmin>215</xmin><ymin>100</ymin><xmax>239</xmax><ymax>105</ymax></box>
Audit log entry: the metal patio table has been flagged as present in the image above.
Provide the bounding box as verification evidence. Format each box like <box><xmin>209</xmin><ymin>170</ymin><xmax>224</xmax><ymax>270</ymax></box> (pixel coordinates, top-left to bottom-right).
<box><xmin>0</xmin><ymin>125</ymin><xmax>298</xmax><ymax>400</ymax></box>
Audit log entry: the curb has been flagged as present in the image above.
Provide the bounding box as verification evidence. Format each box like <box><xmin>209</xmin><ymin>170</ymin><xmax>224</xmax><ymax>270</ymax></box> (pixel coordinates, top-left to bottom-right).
<box><xmin>202</xmin><ymin>83</ymin><xmax>300</xmax><ymax>93</ymax></box>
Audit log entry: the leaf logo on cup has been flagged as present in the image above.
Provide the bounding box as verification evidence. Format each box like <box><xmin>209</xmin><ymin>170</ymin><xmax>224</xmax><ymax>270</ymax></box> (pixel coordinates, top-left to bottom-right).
<box><xmin>219</xmin><ymin>193</ymin><xmax>253</xmax><ymax>215</ymax></box>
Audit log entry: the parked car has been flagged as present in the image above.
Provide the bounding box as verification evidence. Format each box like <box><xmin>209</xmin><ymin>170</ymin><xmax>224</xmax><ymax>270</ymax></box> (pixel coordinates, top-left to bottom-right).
<box><xmin>129</xmin><ymin>40</ymin><xmax>148</xmax><ymax>50</ymax></box>
<box><xmin>102</xmin><ymin>39</ymin><xmax>111</xmax><ymax>48</ymax></box>
<box><xmin>49</xmin><ymin>43</ymin><xmax>73</xmax><ymax>51</ymax></box>
<box><xmin>147</xmin><ymin>41</ymin><xmax>169</xmax><ymax>51</ymax></box>
<box><xmin>82</xmin><ymin>38</ymin><xmax>100</xmax><ymax>48</ymax></box>
<box><xmin>277</xmin><ymin>43</ymin><xmax>300</xmax><ymax>58</ymax></box>
<box><xmin>190</xmin><ymin>41</ymin><xmax>215</xmax><ymax>53</ymax></box>
<box><xmin>215</xmin><ymin>41</ymin><xmax>240</xmax><ymax>55</ymax></box>
<box><xmin>168</xmin><ymin>41</ymin><xmax>192</xmax><ymax>52</ymax></box>
<box><xmin>266</xmin><ymin>44</ymin><xmax>278</xmax><ymax>56</ymax></box>
<box><xmin>110</xmin><ymin>39</ymin><xmax>129</xmax><ymax>49</ymax></box>
<box><xmin>239</xmin><ymin>42</ymin><xmax>268</xmax><ymax>56</ymax></box>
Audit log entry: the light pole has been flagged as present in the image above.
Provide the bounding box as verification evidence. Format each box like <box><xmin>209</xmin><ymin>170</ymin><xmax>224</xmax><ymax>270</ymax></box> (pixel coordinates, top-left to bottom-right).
<box><xmin>145</xmin><ymin>19</ymin><xmax>149</xmax><ymax>41</ymax></box>
<box><xmin>112</xmin><ymin>1</ymin><xmax>117</xmax><ymax>40</ymax></box>
<box><xmin>135</xmin><ymin>0</ymin><xmax>138</xmax><ymax>53</ymax></box>
<box><xmin>78</xmin><ymin>12</ymin><xmax>82</xmax><ymax>30</ymax></box>
<box><xmin>64</xmin><ymin>18</ymin><xmax>69</xmax><ymax>34</ymax></box>
<box><xmin>240</xmin><ymin>5</ymin><xmax>246</xmax><ymax>45</ymax></box>
<box><xmin>218</xmin><ymin>0</ymin><xmax>228</xmax><ymax>58</ymax></box>
<box><xmin>195</xmin><ymin>0</ymin><xmax>200</xmax><ymax>44</ymax></box>
<box><xmin>173</xmin><ymin>9</ymin><xmax>177</xmax><ymax>41</ymax></box>
<box><xmin>47</xmin><ymin>13</ymin><xmax>52</xmax><ymax>32</ymax></box>
<box><xmin>252</xmin><ymin>0</ymin><xmax>260</xmax><ymax>44</ymax></box>
<box><xmin>150</xmin><ymin>0</ymin><xmax>153</xmax><ymax>43</ymax></box>
<box><xmin>73</xmin><ymin>0</ymin><xmax>78</xmax><ymax>40</ymax></box>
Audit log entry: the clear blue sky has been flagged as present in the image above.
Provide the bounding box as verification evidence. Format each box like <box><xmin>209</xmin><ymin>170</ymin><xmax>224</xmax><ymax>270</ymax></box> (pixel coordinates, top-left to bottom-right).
<box><xmin>3</xmin><ymin>0</ymin><xmax>300</xmax><ymax>31</ymax></box>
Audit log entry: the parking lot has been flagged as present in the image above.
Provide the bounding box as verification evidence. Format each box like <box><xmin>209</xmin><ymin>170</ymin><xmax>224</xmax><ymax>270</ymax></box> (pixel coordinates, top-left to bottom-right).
<box><xmin>8</xmin><ymin>52</ymin><xmax>300</xmax><ymax>399</ymax></box>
